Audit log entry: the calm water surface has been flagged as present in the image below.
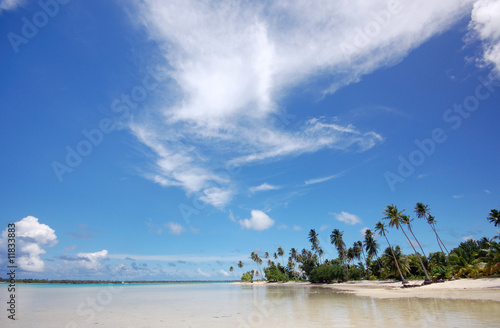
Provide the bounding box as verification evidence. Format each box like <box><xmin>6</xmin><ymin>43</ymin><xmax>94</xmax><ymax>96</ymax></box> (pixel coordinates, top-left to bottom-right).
<box><xmin>1</xmin><ymin>283</ymin><xmax>499</xmax><ymax>327</ymax></box>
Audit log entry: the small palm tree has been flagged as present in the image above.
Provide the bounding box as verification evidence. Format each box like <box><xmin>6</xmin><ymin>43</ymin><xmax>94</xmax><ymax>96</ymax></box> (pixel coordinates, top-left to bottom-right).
<box><xmin>308</xmin><ymin>229</ymin><xmax>323</xmax><ymax>263</ymax></box>
<box><xmin>375</xmin><ymin>221</ymin><xmax>408</xmax><ymax>284</ymax></box>
<box><xmin>384</xmin><ymin>205</ymin><xmax>431</xmax><ymax>284</ymax></box>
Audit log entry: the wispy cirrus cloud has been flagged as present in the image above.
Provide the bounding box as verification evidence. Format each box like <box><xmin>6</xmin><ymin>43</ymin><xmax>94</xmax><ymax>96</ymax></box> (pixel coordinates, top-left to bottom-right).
<box><xmin>249</xmin><ymin>183</ymin><xmax>281</xmax><ymax>193</ymax></box>
<box><xmin>128</xmin><ymin>0</ymin><xmax>475</xmax><ymax>208</ymax></box>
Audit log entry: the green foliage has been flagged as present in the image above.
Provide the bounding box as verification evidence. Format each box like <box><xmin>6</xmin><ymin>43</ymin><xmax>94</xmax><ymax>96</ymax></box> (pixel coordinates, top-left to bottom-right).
<box><xmin>264</xmin><ymin>264</ymin><xmax>289</xmax><ymax>282</ymax></box>
<box><xmin>241</xmin><ymin>271</ymin><xmax>253</xmax><ymax>282</ymax></box>
<box><xmin>309</xmin><ymin>263</ymin><xmax>345</xmax><ymax>283</ymax></box>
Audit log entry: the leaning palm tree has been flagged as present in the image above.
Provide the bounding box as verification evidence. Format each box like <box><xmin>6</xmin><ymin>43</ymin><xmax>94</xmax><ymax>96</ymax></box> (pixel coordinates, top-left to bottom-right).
<box><xmin>415</xmin><ymin>202</ymin><xmax>449</xmax><ymax>255</ymax></box>
<box><xmin>400</xmin><ymin>214</ymin><xmax>427</xmax><ymax>257</ymax></box>
<box><xmin>384</xmin><ymin>205</ymin><xmax>431</xmax><ymax>284</ymax></box>
<box><xmin>330</xmin><ymin>229</ymin><xmax>348</xmax><ymax>280</ymax></box>
<box><xmin>375</xmin><ymin>221</ymin><xmax>408</xmax><ymax>284</ymax></box>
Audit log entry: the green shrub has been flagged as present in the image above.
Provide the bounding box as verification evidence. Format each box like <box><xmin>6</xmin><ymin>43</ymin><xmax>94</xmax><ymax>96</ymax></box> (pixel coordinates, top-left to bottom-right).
<box><xmin>309</xmin><ymin>263</ymin><xmax>345</xmax><ymax>283</ymax></box>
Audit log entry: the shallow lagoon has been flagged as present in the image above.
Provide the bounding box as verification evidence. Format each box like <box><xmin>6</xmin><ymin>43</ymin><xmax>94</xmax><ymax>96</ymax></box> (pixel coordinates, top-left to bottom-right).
<box><xmin>2</xmin><ymin>283</ymin><xmax>499</xmax><ymax>327</ymax></box>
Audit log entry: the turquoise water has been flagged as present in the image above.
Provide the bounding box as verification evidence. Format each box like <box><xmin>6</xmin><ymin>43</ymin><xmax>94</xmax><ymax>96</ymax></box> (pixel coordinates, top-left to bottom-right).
<box><xmin>1</xmin><ymin>283</ymin><xmax>499</xmax><ymax>327</ymax></box>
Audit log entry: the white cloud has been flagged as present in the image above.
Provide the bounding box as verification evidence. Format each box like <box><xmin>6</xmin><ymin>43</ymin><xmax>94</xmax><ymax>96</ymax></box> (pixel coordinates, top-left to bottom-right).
<box><xmin>197</xmin><ymin>268</ymin><xmax>211</xmax><ymax>278</ymax></box>
<box><xmin>0</xmin><ymin>216</ymin><xmax>57</xmax><ymax>272</ymax></box>
<box><xmin>165</xmin><ymin>222</ymin><xmax>185</xmax><ymax>235</ymax></box>
<box><xmin>462</xmin><ymin>234</ymin><xmax>474</xmax><ymax>241</ymax></box>
<box><xmin>109</xmin><ymin>253</ymin><xmax>243</xmax><ymax>263</ymax></box>
<box><xmin>452</xmin><ymin>194</ymin><xmax>464</xmax><ymax>199</ymax></box>
<box><xmin>277</xmin><ymin>224</ymin><xmax>288</xmax><ymax>230</ymax></box>
<box><xmin>239</xmin><ymin>210</ymin><xmax>275</xmax><ymax>231</ymax></box>
<box><xmin>331</xmin><ymin>211</ymin><xmax>362</xmax><ymax>225</ymax></box>
<box><xmin>126</xmin><ymin>0</ymin><xmax>475</xmax><ymax>207</ymax></box>
<box><xmin>249</xmin><ymin>183</ymin><xmax>280</xmax><ymax>193</ymax></box>
<box><xmin>484</xmin><ymin>189</ymin><xmax>491</xmax><ymax>194</ymax></box>
<box><xmin>305</xmin><ymin>171</ymin><xmax>346</xmax><ymax>185</ymax></box>
<box><xmin>0</xmin><ymin>0</ymin><xmax>24</xmax><ymax>12</ymax></box>
<box><xmin>219</xmin><ymin>269</ymin><xmax>230</xmax><ymax>277</ymax></box>
<box><xmin>75</xmin><ymin>250</ymin><xmax>108</xmax><ymax>270</ymax></box>
<box><xmin>469</xmin><ymin>0</ymin><xmax>500</xmax><ymax>75</ymax></box>
<box><xmin>293</xmin><ymin>225</ymin><xmax>302</xmax><ymax>231</ymax></box>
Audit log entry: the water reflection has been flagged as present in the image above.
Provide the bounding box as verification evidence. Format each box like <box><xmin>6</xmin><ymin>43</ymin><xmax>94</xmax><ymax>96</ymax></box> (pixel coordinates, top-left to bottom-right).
<box><xmin>239</xmin><ymin>285</ymin><xmax>500</xmax><ymax>327</ymax></box>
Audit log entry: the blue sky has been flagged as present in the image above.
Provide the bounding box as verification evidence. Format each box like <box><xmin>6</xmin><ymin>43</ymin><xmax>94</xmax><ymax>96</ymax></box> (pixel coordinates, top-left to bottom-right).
<box><xmin>1</xmin><ymin>0</ymin><xmax>499</xmax><ymax>281</ymax></box>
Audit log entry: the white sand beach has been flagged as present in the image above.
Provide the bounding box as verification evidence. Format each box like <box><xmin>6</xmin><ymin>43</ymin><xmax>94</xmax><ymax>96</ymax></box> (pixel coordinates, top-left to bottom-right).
<box><xmin>237</xmin><ymin>277</ymin><xmax>500</xmax><ymax>301</ymax></box>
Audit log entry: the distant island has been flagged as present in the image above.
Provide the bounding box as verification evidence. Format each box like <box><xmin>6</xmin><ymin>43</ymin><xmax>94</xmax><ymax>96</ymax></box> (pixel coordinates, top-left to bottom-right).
<box><xmin>0</xmin><ymin>278</ymin><xmax>236</xmax><ymax>284</ymax></box>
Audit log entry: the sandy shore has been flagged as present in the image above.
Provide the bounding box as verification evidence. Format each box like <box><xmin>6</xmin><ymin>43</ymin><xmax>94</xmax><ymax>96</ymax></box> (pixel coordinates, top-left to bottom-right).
<box><xmin>235</xmin><ymin>278</ymin><xmax>500</xmax><ymax>302</ymax></box>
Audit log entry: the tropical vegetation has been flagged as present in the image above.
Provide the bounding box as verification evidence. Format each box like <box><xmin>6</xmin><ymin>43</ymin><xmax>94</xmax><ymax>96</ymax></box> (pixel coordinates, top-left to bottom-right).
<box><xmin>232</xmin><ymin>203</ymin><xmax>500</xmax><ymax>284</ymax></box>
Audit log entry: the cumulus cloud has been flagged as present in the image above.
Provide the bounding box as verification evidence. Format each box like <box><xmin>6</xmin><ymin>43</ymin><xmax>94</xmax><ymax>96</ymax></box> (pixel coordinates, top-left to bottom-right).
<box><xmin>126</xmin><ymin>0</ymin><xmax>474</xmax><ymax>207</ymax></box>
<box><xmin>165</xmin><ymin>222</ymin><xmax>185</xmax><ymax>235</ymax></box>
<box><xmin>75</xmin><ymin>250</ymin><xmax>108</xmax><ymax>270</ymax></box>
<box><xmin>249</xmin><ymin>183</ymin><xmax>280</xmax><ymax>193</ymax></box>
<box><xmin>239</xmin><ymin>210</ymin><xmax>275</xmax><ymax>231</ymax></box>
<box><xmin>331</xmin><ymin>211</ymin><xmax>362</xmax><ymax>225</ymax></box>
<box><xmin>0</xmin><ymin>216</ymin><xmax>57</xmax><ymax>272</ymax></box>
<box><xmin>469</xmin><ymin>0</ymin><xmax>500</xmax><ymax>75</ymax></box>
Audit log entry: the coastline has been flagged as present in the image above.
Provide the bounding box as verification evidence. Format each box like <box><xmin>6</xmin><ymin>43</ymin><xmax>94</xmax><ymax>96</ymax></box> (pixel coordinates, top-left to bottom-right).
<box><xmin>233</xmin><ymin>277</ymin><xmax>500</xmax><ymax>302</ymax></box>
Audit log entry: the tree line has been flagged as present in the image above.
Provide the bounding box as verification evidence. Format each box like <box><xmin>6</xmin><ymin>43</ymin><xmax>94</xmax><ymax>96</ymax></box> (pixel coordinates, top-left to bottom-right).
<box><xmin>231</xmin><ymin>203</ymin><xmax>500</xmax><ymax>284</ymax></box>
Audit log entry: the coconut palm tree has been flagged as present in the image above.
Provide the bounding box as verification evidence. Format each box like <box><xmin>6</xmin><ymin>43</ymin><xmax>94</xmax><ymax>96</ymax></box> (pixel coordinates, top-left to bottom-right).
<box><xmin>265</xmin><ymin>252</ymin><xmax>270</xmax><ymax>259</ymax></box>
<box><xmin>229</xmin><ymin>266</ymin><xmax>234</xmax><ymax>279</ymax></box>
<box><xmin>364</xmin><ymin>229</ymin><xmax>381</xmax><ymax>272</ymax></box>
<box><xmin>250</xmin><ymin>252</ymin><xmax>263</xmax><ymax>279</ymax></box>
<box><xmin>375</xmin><ymin>221</ymin><xmax>408</xmax><ymax>284</ymax></box>
<box><xmin>308</xmin><ymin>229</ymin><xmax>323</xmax><ymax>263</ymax></box>
<box><xmin>415</xmin><ymin>202</ymin><xmax>449</xmax><ymax>255</ymax></box>
<box><xmin>354</xmin><ymin>240</ymin><xmax>367</xmax><ymax>279</ymax></box>
<box><xmin>400</xmin><ymin>214</ymin><xmax>427</xmax><ymax>257</ymax></box>
<box><xmin>330</xmin><ymin>229</ymin><xmax>348</xmax><ymax>280</ymax></box>
<box><xmin>487</xmin><ymin>209</ymin><xmax>500</xmax><ymax>227</ymax></box>
<box><xmin>384</xmin><ymin>205</ymin><xmax>431</xmax><ymax>284</ymax></box>
<box><xmin>277</xmin><ymin>247</ymin><xmax>285</xmax><ymax>266</ymax></box>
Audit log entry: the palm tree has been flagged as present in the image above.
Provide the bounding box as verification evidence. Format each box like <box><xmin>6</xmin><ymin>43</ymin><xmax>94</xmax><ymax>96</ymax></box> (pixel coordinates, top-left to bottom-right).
<box><xmin>354</xmin><ymin>240</ymin><xmax>367</xmax><ymax>279</ymax></box>
<box><xmin>487</xmin><ymin>209</ymin><xmax>500</xmax><ymax>227</ymax></box>
<box><xmin>400</xmin><ymin>214</ymin><xmax>427</xmax><ymax>257</ymax></box>
<box><xmin>289</xmin><ymin>248</ymin><xmax>299</xmax><ymax>279</ymax></box>
<box><xmin>250</xmin><ymin>252</ymin><xmax>263</xmax><ymax>279</ymax></box>
<box><xmin>415</xmin><ymin>202</ymin><xmax>449</xmax><ymax>255</ymax></box>
<box><xmin>384</xmin><ymin>205</ymin><xmax>431</xmax><ymax>284</ymax></box>
<box><xmin>277</xmin><ymin>247</ymin><xmax>285</xmax><ymax>266</ymax></box>
<box><xmin>265</xmin><ymin>252</ymin><xmax>270</xmax><ymax>259</ymax></box>
<box><xmin>364</xmin><ymin>229</ymin><xmax>381</xmax><ymax>273</ymax></box>
<box><xmin>237</xmin><ymin>260</ymin><xmax>244</xmax><ymax>271</ymax></box>
<box><xmin>330</xmin><ymin>229</ymin><xmax>348</xmax><ymax>280</ymax></box>
<box><xmin>308</xmin><ymin>229</ymin><xmax>322</xmax><ymax>263</ymax></box>
<box><xmin>375</xmin><ymin>221</ymin><xmax>408</xmax><ymax>284</ymax></box>
<box><xmin>229</xmin><ymin>266</ymin><xmax>234</xmax><ymax>279</ymax></box>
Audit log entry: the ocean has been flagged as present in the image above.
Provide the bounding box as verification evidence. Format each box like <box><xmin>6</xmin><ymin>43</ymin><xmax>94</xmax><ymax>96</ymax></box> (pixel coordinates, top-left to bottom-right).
<box><xmin>1</xmin><ymin>282</ymin><xmax>499</xmax><ymax>327</ymax></box>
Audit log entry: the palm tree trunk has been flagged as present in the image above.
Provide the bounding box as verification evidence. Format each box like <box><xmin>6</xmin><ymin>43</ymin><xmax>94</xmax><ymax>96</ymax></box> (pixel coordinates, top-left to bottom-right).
<box><xmin>360</xmin><ymin>248</ymin><xmax>368</xmax><ymax>280</ymax></box>
<box><xmin>408</xmin><ymin>225</ymin><xmax>426</xmax><ymax>257</ymax></box>
<box><xmin>431</xmin><ymin>223</ymin><xmax>449</xmax><ymax>255</ymax></box>
<box><xmin>400</xmin><ymin>227</ymin><xmax>432</xmax><ymax>283</ymax></box>
<box><xmin>382</xmin><ymin>232</ymin><xmax>408</xmax><ymax>284</ymax></box>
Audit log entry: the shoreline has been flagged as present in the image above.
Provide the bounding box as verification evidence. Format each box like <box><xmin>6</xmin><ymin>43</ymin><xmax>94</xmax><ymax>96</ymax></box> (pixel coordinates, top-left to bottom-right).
<box><xmin>233</xmin><ymin>277</ymin><xmax>500</xmax><ymax>302</ymax></box>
